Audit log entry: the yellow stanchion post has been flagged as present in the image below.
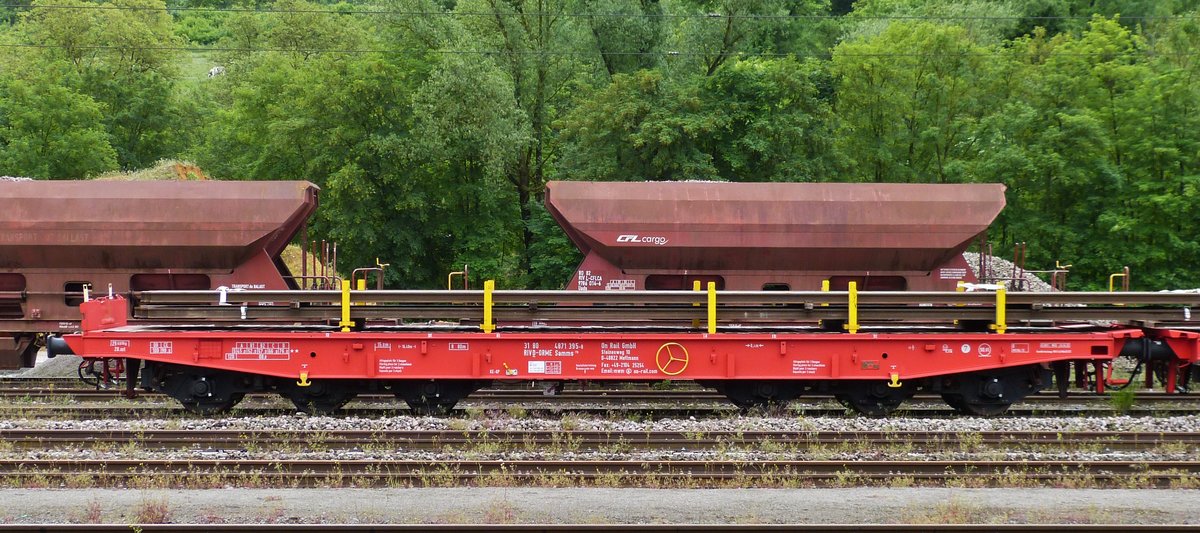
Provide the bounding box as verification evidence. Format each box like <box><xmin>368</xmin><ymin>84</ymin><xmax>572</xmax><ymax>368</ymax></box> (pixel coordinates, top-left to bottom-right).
<box><xmin>692</xmin><ymin>280</ymin><xmax>702</xmax><ymax>329</ymax></box>
<box><xmin>338</xmin><ymin>280</ymin><xmax>353</xmax><ymax>332</ymax></box>
<box><xmin>991</xmin><ymin>287</ymin><xmax>1007</xmax><ymax>334</ymax></box>
<box><xmin>845</xmin><ymin>281</ymin><xmax>859</xmax><ymax>334</ymax></box>
<box><xmin>707</xmin><ymin>281</ymin><xmax>717</xmax><ymax>334</ymax></box>
<box><xmin>482</xmin><ymin>280</ymin><xmax>495</xmax><ymax>333</ymax></box>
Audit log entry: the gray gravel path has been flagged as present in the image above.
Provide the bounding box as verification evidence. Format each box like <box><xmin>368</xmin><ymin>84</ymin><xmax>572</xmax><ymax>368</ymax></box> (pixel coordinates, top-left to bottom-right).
<box><xmin>0</xmin><ymin>488</ymin><xmax>1196</xmax><ymax>525</ymax></box>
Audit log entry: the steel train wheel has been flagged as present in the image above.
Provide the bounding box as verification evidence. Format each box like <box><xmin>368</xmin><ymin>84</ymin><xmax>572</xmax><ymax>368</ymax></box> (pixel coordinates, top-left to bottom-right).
<box><xmin>182</xmin><ymin>393</ymin><xmax>246</xmax><ymax>415</ymax></box>
<box><xmin>704</xmin><ymin>380</ymin><xmax>804</xmax><ymax>411</ymax></box>
<box><xmin>279</xmin><ymin>380</ymin><xmax>358</xmax><ymax>414</ymax></box>
<box><xmin>145</xmin><ymin>362</ymin><xmax>250</xmax><ymax>415</ymax></box>
<box><xmin>836</xmin><ymin>381</ymin><xmax>916</xmax><ymax>417</ymax></box>
<box><xmin>939</xmin><ymin>365</ymin><xmax>1051</xmax><ymax>417</ymax></box>
<box><xmin>940</xmin><ymin>393</ymin><xmax>1012</xmax><ymax>416</ymax></box>
<box><xmin>393</xmin><ymin>379</ymin><xmax>488</xmax><ymax>416</ymax></box>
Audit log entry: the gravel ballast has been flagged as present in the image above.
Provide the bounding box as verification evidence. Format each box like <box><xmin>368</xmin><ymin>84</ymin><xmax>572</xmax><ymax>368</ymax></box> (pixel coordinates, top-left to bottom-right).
<box><xmin>4</xmin><ymin>413</ymin><xmax>1198</xmax><ymax>464</ymax></box>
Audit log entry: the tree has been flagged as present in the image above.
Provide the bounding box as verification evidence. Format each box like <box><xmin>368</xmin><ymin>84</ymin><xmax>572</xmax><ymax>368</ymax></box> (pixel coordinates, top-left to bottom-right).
<box><xmin>558</xmin><ymin>56</ymin><xmax>836</xmax><ymax>182</ymax></box>
<box><xmin>667</xmin><ymin>0</ymin><xmax>815</xmax><ymax>76</ymax></box>
<box><xmin>968</xmin><ymin>19</ymin><xmax>1148</xmax><ymax>288</ymax></box>
<box><xmin>10</xmin><ymin>0</ymin><xmax>185</xmax><ymax>169</ymax></box>
<box><xmin>0</xmin><ymin>70</ymin><xmax>117</xmax><ymax>178</ymax></box>
<box><xmin>453</xmin><ymin>0</ymin><xmax>599</xmax><ymax>275</ymax></box>
<box><xmin>583</xmin><ymin>0</ymin><xmax>665</xmax><ymax>77</ymax></box>
<box><xmin>832</xmin><ymin>21</ymin><xmax>991</xmax><ymax>183</ymax></box>
<box><xmin>409</xmin><ymin>54</ymin><xmax>531</xmax><ymax>283</ymax></box>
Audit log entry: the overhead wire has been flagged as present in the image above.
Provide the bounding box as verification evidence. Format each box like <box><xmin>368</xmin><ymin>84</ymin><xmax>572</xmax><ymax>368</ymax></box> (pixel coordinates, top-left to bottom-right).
<box><xmin>0</xmin><ymin>41</ymin><xmax>1184</xmax><ymax>58</ymax></box>
<box><xmin>0</xmin><ymin>4</ymin><xmax>1192</xmax><ymax>58</ymax></box>
<box><xmin>1</xmin><ymin>3</ymin><xmax>1199</xmax><ymax>21</ymax></box>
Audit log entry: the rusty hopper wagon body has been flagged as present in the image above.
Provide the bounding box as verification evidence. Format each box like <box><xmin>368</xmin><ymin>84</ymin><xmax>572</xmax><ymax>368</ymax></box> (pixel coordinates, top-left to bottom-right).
<box><xmin>545</xmin><ymin>180</ymin><xmax>1004</xmax><ymax>292</ymax></box>
<box><xmin>0</xmin><ymin>180</ymin><xmax>317</xmax><ymax>368</ymax></box>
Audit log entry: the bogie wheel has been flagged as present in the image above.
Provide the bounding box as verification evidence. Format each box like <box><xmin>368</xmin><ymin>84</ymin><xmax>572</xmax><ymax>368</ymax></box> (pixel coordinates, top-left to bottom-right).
<box><xmin>940</xmin><ymin>393</ymin><xmax>969</xmax><ymax>414</ymax></box>
<box><xmin>955</xmin><ymin>400</ymin><xmax>1012</xmax><ymax>417</ymax></box>
<box><xmin>146</xmin><ymin>363</ymin><xmax>251</xmax><ymax>415</ymax></box>
<box><xmin>394</xmin><ymin>380</ymin><xmax>487</xmax><ymax>416</ymax></box>
<box><xmin>403</xmin><ymin>397</ymin><xmax>458</xmax><ymax>416</ymax></box>
<box><xmin>941</xmin><ymin>392</ymin><xmax>1012</xmax><ymax>416</ymax></box>
<box><xmin>706</xmin><ymin>380</ymin><xmax>803</xmax><ymax>412</ymax></box>
<box><xmin>941</xmin><ymin>365</ymin><xmax>1050</xmax><ymax>417</ymax></box>
<box><xmin>837</xmin><ymin>381</ymin><xmax>915</xmax><ymax>417</ymax></box>
<box><xmin>279</xmin><ymin>380</ymin><xmax>358</xmax><ymax>414</ymax></box>
<box><xmin>181</xmin><ymin>393</ymin><xmax>246</xmax><ymax>415</ymax></box>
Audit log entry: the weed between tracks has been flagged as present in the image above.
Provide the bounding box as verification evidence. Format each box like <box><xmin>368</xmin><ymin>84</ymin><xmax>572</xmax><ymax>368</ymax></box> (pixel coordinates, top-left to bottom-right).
<box><xmin>1</xmin><ymin>461</ymin><xmax>1198</xmax><ymax>490</ymax></box>
<box><xmin>0</xmin><ymin>408</ymin><xmax>1197</xmax><ymax>490</ymax></box>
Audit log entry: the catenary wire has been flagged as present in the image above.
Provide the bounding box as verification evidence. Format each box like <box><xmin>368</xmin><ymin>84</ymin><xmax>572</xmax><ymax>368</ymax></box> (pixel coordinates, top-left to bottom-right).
<box><xmin>1</xmin><ymin>3</ymin><xmax>1199</xmax><ymax>21</ymax></box>
<box><xmin>0</xmin><ymin>42</ymin><xmax>1185</xmax><ymax>58</ymax></box>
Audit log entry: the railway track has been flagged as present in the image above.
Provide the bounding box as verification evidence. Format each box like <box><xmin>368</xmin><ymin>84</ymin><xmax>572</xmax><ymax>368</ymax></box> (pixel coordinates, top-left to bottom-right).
<box><xmin>0</xmin><ymin>426</ymin><xmax>1194</xmax><ymax>489</ymax></box>
<box><xmin>0</xmin><ymin>386</ymin><xmax>1195</xmax><ymax>403</ymax></box>
<box><xmin>0</xmin><ymin>526</ymin><xmax>1194</xmax><ymax>532</ymax></box>
<box><xmin>1</xmin><ymin>428</ymin><xmax>1192</xmax><ymax>452</ymax></box>
<box><xmin>3</xmin><ymin>457</ymin><xmax>1197</xmax><ymax>488</ymax></box>
<box><xmin>0</xmin><ymin>402</ymin><xmax>1195</xmax><ymax>420</ymax></box>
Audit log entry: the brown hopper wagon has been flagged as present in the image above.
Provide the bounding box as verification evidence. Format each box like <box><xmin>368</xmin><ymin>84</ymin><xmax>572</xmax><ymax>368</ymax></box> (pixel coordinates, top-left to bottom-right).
<box><xmin>545</xmin><ymin>180</ymin><xmax>1006</xmax><ymax>292</ymax></box>
<box><xmin>0</xmin><ymin>180</ymin><xmax>317</xmax><ymax>368</ymax></box>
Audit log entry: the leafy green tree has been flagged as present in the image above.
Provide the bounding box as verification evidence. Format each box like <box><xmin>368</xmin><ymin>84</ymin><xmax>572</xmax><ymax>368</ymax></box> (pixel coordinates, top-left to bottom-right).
<box><xmin>1095</xmin><ymin>15</ymin><xmax>1200</xmax><ymax>288</ymax></box>
<box><xmin>558</xmin><ymin>69</ymin><xmax>717</xmax><ymax>181</ymax></box>
<box><xmin>410</xmin><ymin>54</ymin><xmax>531</xmax><ymax>283</ymax></box>
<box><xmin>559</xmin><ymin>57</ymin><xmax>835</xmax><ymax>182</ymax></box>
<box><xmin>10</xmin><ymin>0</ymin><xmax>185</xmax><ymax>169</ymax></box>
<box><xmin>194</xmin><ymin>0</ymin><xmax>538</xmax><ymax>287</ymax></box>
<box><xmin>0</xmin><ymin>69</ymin><xmax>117</xmax><ymax>178</ymax></box>
<box><xmin>583</xmin><ymin>0</ymin><xmax>665</xmax><ymax>77</ymax></box>
<box><xmin>845</xmin><ymin>0</ymin><xmax>1025</xmax><ymax>43</ymax></box>
<box><xmin>968</xmin><ymin>19</ymin><xmax>1151</xmax><ymax>288</ymax></box>
<box><xmin>526</xmin><ymin>199</ymin><xmax>580</xmax><ymax>289</ymax></box>
<box><xmin>832</xmin><ymin>21</ymin><xmax>991</xmax><ymax>183</ymax></box>
<box><xmin>453</xmin><ymin>0</ymin><xmax>599</xmax><ymax>274</ymax></box>
<box><xmin>667</xmin><ymin>0</ymin><xmax>812</xmax><ymax>76</ymax></box>
<box><xmin>0</xmin><ymin>0</ymin><xmax>32</xmax><ymax>26</ymax></box>
<box><xmin>702</xmin><ymin>57</ymin><xmax>835</xmax><ymax>182</ymax></box>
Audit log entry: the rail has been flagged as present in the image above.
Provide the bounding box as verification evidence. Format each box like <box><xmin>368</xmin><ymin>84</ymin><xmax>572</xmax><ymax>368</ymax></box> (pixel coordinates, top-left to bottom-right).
<box><xmin>127</xmin><ymin>289</ymin><xmax>1200</xmax><ymax>329</ymax></box>
<box><xmin>0</xmin><ymin>525</ymin><xmax>1189</xmax><ymax>532</ymax></box>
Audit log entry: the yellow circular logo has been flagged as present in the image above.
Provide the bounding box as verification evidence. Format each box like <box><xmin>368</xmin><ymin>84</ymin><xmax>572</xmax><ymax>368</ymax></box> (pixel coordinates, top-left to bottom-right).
<box><xmin>655</xmin><ymin>342</ymin><xmax>690</xmax><ymax>376</ymax></box>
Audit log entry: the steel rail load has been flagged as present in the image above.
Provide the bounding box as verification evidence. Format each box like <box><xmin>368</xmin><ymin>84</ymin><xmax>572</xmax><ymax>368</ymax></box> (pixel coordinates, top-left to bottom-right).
<box><xmin>58</xmin><ymin>286</ymin><xmax>1200</xmax><ymax>416</ymax></box>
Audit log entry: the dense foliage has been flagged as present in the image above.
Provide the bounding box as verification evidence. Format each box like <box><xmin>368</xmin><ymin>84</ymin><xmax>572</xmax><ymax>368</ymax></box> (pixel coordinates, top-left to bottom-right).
<box><xmin>2</xmin><ymin>0</ymin><xmax>1199</xmax><ymax>290</ymax></box>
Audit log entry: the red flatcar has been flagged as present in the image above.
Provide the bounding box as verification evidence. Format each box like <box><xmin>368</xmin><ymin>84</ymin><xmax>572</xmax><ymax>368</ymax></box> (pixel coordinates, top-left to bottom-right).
<box><xmin>55</xmin><ymin>181</ymin><xmax>1199</xmax><ymax>417</ymax></box>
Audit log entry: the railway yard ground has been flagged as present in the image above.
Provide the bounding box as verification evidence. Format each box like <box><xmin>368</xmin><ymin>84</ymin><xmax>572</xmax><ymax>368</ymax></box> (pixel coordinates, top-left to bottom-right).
<box><xmin>0</xmin><ymin>487</ymin><xmax>1197</xmax><ymax>525</ymax></box>
<box><xmin>1</xmin><ymin>354</ymin><xmax>1199</xmax><ymax>527</ymax></box>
